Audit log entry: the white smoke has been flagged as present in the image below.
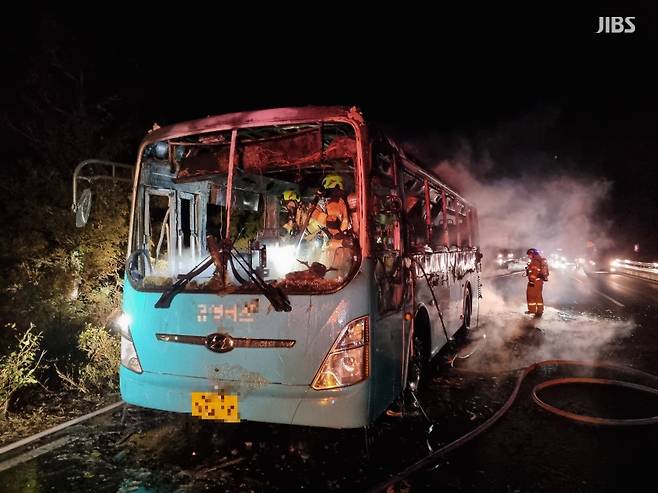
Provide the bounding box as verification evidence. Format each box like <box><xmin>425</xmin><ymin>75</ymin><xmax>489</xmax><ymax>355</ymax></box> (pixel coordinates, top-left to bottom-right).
<box><xmin>433</xmin><ymin>160</ymin><xmax>613</xmax><ymax>257</ymax></box>
<box><xmin>399</xmin><ymin>135</ymin><xmax>633</xmax><ymax>369</ymax></box>
<box><xmin>466</xmin><ymin>284</ymin><xmax>635</xmax><ymax>372</ymax></box>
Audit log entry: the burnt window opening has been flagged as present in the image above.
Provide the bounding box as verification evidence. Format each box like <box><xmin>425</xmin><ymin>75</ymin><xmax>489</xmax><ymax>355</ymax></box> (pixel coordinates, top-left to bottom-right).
<box><xmin>144</xmin><ymin>192</ymin><xmax>173</xmax><ymax>270</ymax></box>
<box><xmin>403</xmin><ymin>171</ymin><xmax>428</xmax><ymax>251</ymax></box>
<box><xmin>171</xmin><ymin>124</ymin><xmax>356</xmax><ymax>182</ymax></box>
<box><xmin>132</xmin><ymin>122</ymin><xmax>361</xmax><ymax>293</ymax></box>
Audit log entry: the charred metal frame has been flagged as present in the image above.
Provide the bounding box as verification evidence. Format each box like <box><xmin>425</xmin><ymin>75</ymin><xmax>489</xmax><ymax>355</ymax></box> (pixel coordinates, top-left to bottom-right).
<box><xmin>126</xmin><ymin>107</ymin><xmax>368</xmax><ymax>296</ymax></box>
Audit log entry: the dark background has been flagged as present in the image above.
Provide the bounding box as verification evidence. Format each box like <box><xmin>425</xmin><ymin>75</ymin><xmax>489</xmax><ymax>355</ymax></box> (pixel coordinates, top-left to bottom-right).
<box><xmin>2</xmin><ymin>5</ymin><xmax>657</xmax><ymax>258</ymax></box>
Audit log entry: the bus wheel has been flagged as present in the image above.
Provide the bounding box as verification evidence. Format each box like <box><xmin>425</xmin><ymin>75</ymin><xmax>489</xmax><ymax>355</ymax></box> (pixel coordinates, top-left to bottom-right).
<box><xmin>463</xmin><ymin>291</ymin><xmax>472</xmax><ymax>332</ymax></box>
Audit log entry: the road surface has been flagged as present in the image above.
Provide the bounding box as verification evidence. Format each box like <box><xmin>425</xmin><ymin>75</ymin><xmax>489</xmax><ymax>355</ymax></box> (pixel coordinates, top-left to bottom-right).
<box><xmin>1</xmin><ymin>269</ymin><xmax>657</xmax><ymax>492</ymax></box>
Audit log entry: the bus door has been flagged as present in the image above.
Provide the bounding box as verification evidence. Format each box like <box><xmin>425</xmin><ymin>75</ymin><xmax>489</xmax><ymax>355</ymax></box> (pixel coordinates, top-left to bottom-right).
<box><xmin>370</xmin><ymin>140</ymin><xmax>409</xmax><ymax>410</ymax></box>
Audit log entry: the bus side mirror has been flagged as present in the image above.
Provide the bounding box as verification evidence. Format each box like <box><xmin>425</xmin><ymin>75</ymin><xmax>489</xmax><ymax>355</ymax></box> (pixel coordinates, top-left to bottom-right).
<box><xmin>75</xmin><ymin>188</ymin><xmax>93</xmax><ymax>228</ymax></box>
<box><xmin>71</xmin><ymin>159</ymin><xmax>134</xmax><ymax>227</ymax></box>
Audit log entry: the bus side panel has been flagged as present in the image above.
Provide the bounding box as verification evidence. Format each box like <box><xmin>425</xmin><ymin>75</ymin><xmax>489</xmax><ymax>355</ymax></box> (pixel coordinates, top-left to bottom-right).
<box><xmin>367</xmin><ymin>259</ymin><xmax>405</xmax><ymax>420</ymax></box>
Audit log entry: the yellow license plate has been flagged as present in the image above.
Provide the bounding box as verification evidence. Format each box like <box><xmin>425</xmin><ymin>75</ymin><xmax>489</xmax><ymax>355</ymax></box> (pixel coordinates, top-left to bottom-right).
<box><xmin>191</xmin><ymin>392</ymin><xmax>240</xmax><ymax>422</ymax></box>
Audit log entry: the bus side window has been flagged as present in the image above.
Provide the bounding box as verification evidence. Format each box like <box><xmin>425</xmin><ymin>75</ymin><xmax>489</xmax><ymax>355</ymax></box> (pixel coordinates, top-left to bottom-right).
<box><xmin>443</xmin><ymin>195</ymin><xmax>458</xmax><ymax>248</ymax></box>
<box><xmin>458</xmin><ymin>216</ymin><xmax>470</xmax><ymax>248</ymax></box>
<box><xmin>145</xmin><ymin>191</ymin><xmax>173</xmax><ymax>271</ymax></box>
<box><xmin>403</xmin><ymin>172</ymin><xmax>427</xmax><ymax>251</ymax></box>
<box><xmin>446</xmin><ymin>219</ymin><xmax>458</xmax><ymax>248</ymax></box>
<box><xmin>429</xmin><ymin>186</ymin><xmax>444</xmax><ymax>248</ymax></box>
<box><xmin>371</xmin><ymin>139</ymin><xmax>399</xmax><ymax>251</ymax></box>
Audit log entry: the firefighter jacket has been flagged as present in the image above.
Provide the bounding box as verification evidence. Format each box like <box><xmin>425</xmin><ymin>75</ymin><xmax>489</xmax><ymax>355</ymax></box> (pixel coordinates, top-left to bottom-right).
<box><xmin>526</xmin><ymin>256</ymin><xmax>549</xmax><ymax>283</ymax></box>
<box><xmin>322</xmin><ymin>197</ymin><xmax>349</xmax><ymax>236</ymax></box>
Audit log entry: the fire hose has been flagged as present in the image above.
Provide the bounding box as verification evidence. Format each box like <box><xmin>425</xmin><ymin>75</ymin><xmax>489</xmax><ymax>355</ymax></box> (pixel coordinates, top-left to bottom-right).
<box><xmin>372</xmin><ymin>358</ymin><xmax>658</xmax><ymax>492</ymax></box>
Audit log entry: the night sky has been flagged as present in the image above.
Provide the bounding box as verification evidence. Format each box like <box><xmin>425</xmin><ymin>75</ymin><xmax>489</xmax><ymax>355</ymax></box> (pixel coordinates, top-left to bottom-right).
<box><xmin>2</xmin><ymin>6</ymin><xmax>657</xmax><ymax>256</ymax></box>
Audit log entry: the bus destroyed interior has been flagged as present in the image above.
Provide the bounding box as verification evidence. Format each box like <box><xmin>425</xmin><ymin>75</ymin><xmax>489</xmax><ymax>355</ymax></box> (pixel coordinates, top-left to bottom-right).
<box><xmin>129</xmin><ymin>123</ymin><xmax>360</xmax><ymax>303</ymax></box>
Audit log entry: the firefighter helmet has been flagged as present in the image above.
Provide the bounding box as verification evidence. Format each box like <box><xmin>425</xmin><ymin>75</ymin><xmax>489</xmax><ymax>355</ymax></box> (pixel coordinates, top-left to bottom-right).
<box><xmin>282</xmin><ymin>190</ymin><xmax>300</xmax><ymax>202</ymax></box>
<box><xmin>322</xmin><ymin>174</ymin><xmax>343</xmax><ymax>190</ymax></box>
<box><xmin>527</xmin><ymin>248</ymin><xmax>539</xmax><ymax>256</ymax></box>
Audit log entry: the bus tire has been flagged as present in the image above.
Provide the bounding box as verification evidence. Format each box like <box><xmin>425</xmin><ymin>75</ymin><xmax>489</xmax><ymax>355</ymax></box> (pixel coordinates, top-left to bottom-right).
<box><xmin>463</xmin><ymin>289</ymin><xmax>472</xmax><ymax>332</ymax></box>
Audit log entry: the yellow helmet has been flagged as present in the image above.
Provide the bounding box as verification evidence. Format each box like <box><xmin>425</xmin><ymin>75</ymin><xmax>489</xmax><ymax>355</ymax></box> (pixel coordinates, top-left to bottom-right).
<box><xmin>322</xmin><ymin>174</ymin><xmax>343</xmax><ymax>190</ymax></box>
<box><xmin>282</xmin><ymin>190</ymin><xmax>300</xmax><ymax>202</ymax></box>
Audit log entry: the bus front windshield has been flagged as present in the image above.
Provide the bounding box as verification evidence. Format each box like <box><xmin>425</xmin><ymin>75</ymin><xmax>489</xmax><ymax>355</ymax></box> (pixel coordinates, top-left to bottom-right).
<box><xmin>130</xmin><ymin>123</ymin><xmax>360</xmax><ymax>294</ymax></box>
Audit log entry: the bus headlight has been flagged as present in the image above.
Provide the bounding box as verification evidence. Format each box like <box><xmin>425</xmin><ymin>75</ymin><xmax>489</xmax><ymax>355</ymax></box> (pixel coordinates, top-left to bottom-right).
<box><xmin>120</xmin><ymin>327</ymin><xmax>143</xmax><ymax>374</ymax></box>
<box><xmin>312</xmin><ymin>316</ymin><xmax>369</xmax><ymax>390</ymax></box>
<box><xmin>114</xmin><ymin>313</ymin><xmax>133</xmax><ymax>340</ymax></box>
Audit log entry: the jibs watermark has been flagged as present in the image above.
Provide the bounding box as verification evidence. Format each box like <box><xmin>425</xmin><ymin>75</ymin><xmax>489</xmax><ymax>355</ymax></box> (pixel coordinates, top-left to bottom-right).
<box><xmin>596</xmin><ymin>17</ymin><xmax>635</xmax><ymax>34</ymax></box>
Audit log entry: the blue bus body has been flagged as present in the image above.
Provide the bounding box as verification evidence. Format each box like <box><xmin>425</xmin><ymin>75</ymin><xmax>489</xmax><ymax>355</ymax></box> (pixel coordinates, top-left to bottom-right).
<box><xmin>118</xmin><ymin>106</ymin><xmax>480</xmax><ymax>428</ymax></box>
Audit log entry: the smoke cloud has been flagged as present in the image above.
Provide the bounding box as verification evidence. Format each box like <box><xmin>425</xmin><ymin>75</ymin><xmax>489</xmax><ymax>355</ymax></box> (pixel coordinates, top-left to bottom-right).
<box><xmin>466</xmin><ymin>285</ymin><xmax>635</xmax><ymax>372</ymax></box>
<box><xmin>400</xmin><ymin>127</ymin><xmax>633</xmax><ymax>369</ymax></box>
<box><xmin>433</xmin><ymin>159</ymin><xmax>613</xmax><ymax>258</ymax></box>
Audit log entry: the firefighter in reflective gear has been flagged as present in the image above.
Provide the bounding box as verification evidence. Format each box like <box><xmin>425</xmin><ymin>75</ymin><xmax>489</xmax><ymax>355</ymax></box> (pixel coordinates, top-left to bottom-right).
<box><xmin>281</xmin><ymin>189</ymin><xmax>330</xmax><ymax>258</ymax></box>
<box><xmin>525</xmin><ymin>248</ymin><xmax>549</xmax><ymax>316</ymax></box>
<box><xmin>321</xmin><ymin>174</ymin><xmax>350</xmax><ymax>237</ymax></box>
<box><xmin>281</xmin><ymin>189</ymin><xmax>304</xmax><ymax>236</ymax></box>
<box><xmin>314</xmin><ymin>174</ymin><xmax>351</xmax><ymax>269</ymax></box>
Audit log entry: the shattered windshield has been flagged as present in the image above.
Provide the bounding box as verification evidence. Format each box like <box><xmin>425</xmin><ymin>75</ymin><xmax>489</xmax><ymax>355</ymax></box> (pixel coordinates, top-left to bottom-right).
<box><xmin>130</xmin><ymin>122</ymin><xmax>360</xmax><ymax>293</ymax></box>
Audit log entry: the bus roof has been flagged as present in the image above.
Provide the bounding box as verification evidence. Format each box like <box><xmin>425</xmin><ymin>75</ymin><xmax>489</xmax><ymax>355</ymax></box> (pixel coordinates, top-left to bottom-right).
<box><xmin>142</xmin><ymin>104</ymin><xmax>475</xmax><ymax>210</ymax></box>
<box><xmin>143</xmin><ymin>106</ymin><xmax>364</xmax><ymax>145</ymax></box>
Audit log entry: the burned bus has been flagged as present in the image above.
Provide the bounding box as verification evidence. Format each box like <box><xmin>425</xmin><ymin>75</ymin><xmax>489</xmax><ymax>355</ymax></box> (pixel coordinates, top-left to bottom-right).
<box><xmin>115</xmin><ymin>106</ymin><xmax>481</xmax><ymax>428</ymax></box>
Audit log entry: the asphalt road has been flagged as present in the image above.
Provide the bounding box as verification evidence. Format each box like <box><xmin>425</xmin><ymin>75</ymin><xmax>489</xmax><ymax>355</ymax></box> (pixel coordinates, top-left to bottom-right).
<box><xmin>1</xmin><ymin>269</ymin><xmax>656</xmax><ymax>492</ymax></box>
<box><xmin>405</xmin><ymin>269</ymin><xmax>658</xmax><ymax>492</ymax></box>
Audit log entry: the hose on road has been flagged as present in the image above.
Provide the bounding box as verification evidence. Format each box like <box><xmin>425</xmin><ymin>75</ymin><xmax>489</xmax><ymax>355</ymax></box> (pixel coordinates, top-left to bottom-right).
<box><xmin>372</xmin><ymin>359</ymin><xmax>658</xmax><ymax>492</ymax></box>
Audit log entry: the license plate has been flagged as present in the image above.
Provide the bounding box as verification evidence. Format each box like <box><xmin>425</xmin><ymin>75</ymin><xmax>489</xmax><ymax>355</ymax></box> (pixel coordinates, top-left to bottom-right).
<box><xmin>191</xmin><ymin>392</ymin><xmax>240</xmax><ymax>422</ymax></box>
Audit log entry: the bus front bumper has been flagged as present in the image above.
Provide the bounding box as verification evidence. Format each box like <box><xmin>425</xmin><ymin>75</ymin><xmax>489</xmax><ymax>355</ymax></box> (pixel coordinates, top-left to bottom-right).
<box><xmin>120</xmin><ymin>366</ymin><xmax>371</xmax><ymax>429</ymax></box>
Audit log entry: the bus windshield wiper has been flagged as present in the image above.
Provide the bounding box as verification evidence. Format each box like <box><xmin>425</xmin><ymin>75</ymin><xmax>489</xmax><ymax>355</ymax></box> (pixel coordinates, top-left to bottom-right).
<box><xmin>154</xmin><ymin>236</ymin><xmax>292</xmax><ymax>312</ymax></box>
<box><xmin>154</xmin><ymin>255</ymin><xmax>215</xmax><ymax>309</ymax></box>
<box><xmin>213</xmin><ymin>237</ymin><xmax>292</xmax><ymax>313</ymax></box>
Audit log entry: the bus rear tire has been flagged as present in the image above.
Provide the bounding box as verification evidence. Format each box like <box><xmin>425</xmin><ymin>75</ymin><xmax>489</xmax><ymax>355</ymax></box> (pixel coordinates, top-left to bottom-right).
<box><xmin>463</xmin><ymin>291</ymin><xmax>472</xmax><ymax>333</ymax></box>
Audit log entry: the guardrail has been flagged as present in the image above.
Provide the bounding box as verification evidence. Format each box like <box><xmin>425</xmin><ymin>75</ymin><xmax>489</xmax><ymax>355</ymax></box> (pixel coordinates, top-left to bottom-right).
<box><xmin>610</xmin><ymin>259</ymin><xmax>658</xmax><ymax>283</ymax></box>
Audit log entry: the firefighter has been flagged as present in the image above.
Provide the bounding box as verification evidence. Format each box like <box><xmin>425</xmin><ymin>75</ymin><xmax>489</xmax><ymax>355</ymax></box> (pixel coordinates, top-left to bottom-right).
<box><xmin>525</xmin><ymin>248</ymin><xmax>549</xmax><ymax>317</ymax></box>
<box><xmin>321</xmin><ymin>174</ymin><xmax>350</xmax><ymax>238</ymax></box>
<box><xmin>281</xmin><ymin>189</ymin><xmax>303</xmax><ymax>236</ymax></box>
<box><xmin>315</xmin><ymin>174</ymin><xmax>351</xmax><ymax>269</ymax></box>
